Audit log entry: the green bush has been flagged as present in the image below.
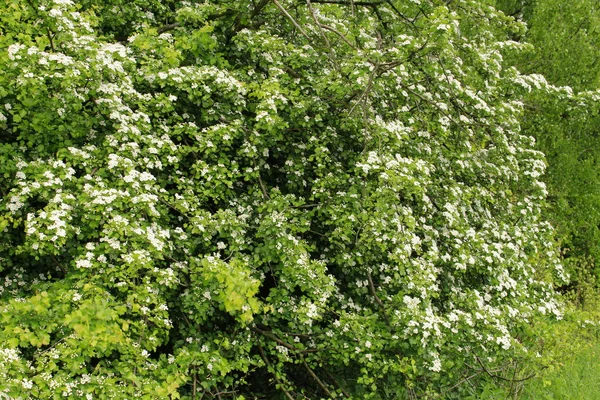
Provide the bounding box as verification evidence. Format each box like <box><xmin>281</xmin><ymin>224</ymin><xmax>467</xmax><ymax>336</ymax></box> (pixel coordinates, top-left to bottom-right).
<box><xmin>0</xmin><ymin>0</ymin><xmax>567</xmax><ymax>398</ymax></box>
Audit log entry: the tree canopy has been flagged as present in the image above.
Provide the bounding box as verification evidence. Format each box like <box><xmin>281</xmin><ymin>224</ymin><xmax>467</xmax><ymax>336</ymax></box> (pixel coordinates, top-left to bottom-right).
<box><xmin>0</xmin><ymin>0</ymin><xmax>567</xmax><ymax>398</ymax></box>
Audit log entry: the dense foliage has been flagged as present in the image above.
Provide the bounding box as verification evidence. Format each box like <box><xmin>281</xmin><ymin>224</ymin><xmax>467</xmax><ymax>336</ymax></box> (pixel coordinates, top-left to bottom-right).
<box><xmin>497</xmin><ymin>0</ymin><xmax>600</xmax><ymax>292</ymax></box>
<box><xmin>0</xmin><ymin>0</ymin><xmax>567</xmax><ymax>398</ymax></box>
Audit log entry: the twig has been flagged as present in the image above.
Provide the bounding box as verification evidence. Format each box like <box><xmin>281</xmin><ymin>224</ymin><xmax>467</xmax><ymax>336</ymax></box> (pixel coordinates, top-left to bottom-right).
<box><xmin>366</xmin><ymin>270</ymin><xmax>389</xmax><ymax>323</ymax></box>
<box><xmin>254</xmin><ymin>328</ymin><xmax>297</xmax><ymax>351</ymax></box>
<box><xmin>284</xmin><ymin>66</ymin><xmax>303</xmax><ymax>79</ymax></box>
<box><xmin>306</xmin><ymin>0</ymin><xmax>336</xmax><ymax>62</ymax></box>
<box><xmin>257</xmin><ymin>170</ymin><xmax>270</xmax><ymax>200</ymax></box>
<box><xmin>301</xmin><ymin>357</ymin><xmax>335</xmax><ymax>398</ymax></box>
<box><xmin>46</xmin><ymin>28</ymin><xmax>55</xmax><ymax>52</ymax></box>
<box><xmin>284</xmin><ymin>332</ymin><xmax>313</xmax><ymax>338</ymax></box>
<box><xmin>158</xmin><ymin>23</ymin><xmax>180</xmax><ymax>34</ymax></box>
<box><xmin>253</xmin><ymin>327</ymin><xmax>325</xmax><ymax>354</ymax></box>
<box><xmin>443</xmin><ymin>370</ymin><xmax>482</xmax><ymax>394</ymax></box>
<box><xmin>383</xmin><ymin>0</ymin><xmax>419</xmax><ymax>27</ymax></box>
<box><xmin>192</xmin><ymin>371</ymin><xmax>197</xmax><ymax>400</ymax></box>
<box><xmin>251</xmin><ymin>0</ymin><xmax>272</xmax><ymax>19</ymax></box>
<box><xmin>50</xmin><ymin>255</ymin><xmax>67</xmax><ymax>275</ymax></box>
<box><xmin>214</xmin><ymin>391</ymin><xmax>238</xmax><ymax>397</ymax></box>
<box><xmin>290</xmin><ymin>203</ymin><xmax>321</xmax><ymax>208</ymax></box>
<box><xmin>474</xmin><ymin>355</ymin><xmax>536</xmax><ymax>383</ymax></box>
<box><xmin>307</xmin><ymin>0</ymin><xmax>383</xmax><ymax>6</ymax></box>
<box><xmin>257</xmin><ymin>343</ymin><xmax>295</xmax><ymax>400</ymax></box>
<box><xmin>324</xmin><ymin>369</ymin><xmax>351</xmax><ymax>398</ymax></box>
<box><xmin>506</xmin><ymin>360</ymin><xmax>517</xmax><ymax>399</ymax></box>
<box><xmin>348</xmin><ymin>65</ymin><xmax>377</xmax><ymax>115</ymax></box>
<box><xmin>273</xmin><ymin>0</ymin><xmax>311</xmax><ymax>39</ymax></box>
<box><xmin>25</xmin><ymin>0</ymin><xmax>56</xmax><ymax>52</ymax></box>
<box><xmin>37</xmin><ymin>336</ymin><xmax>66</xmax><ymax>355</ymax></box>
<box><xmin>318</xmin><ymin>23</ymin><xmax>358</xmax><ymax>50</ymax></box>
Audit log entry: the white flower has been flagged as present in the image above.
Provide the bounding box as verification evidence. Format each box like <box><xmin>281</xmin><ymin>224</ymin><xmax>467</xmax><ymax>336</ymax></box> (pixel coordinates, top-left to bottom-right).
<box><xmin>139</xmin><ymin>172</ymin><xmax>155</xmax><ymax>181</ymax></box>
<box><xmin>428</xmin><ymin>355</ymin><xmax>442</xmax><ymax>372</ymax></box>
<box><xmin>48</xmin><ymin>8</ymin><xmax>62</xmax><ymax>17</ymax></box>
<box><xmin>72</xmin><ymin>293</ymin><xmax>82</xmax><ymax>301</ymax></box>
<box><xmin>8</xmin><ymin>43</ymin><xmax>25</xmax><ymax>60</ymax></box>
<box><xmin>75</xmin><ymin>259</ymin><xmax>92</xmax><ymax>269</ymax></box>
<box><xmin>7</xmin><ymin>196</ymin><xmax>24</xmax><ymax>213</ymax></box>
<box><xmin>107</xmin><ymin>154</ymin><xmax>120</xmax><ymax>169</ymax></box>
<box><xmin>403</xmin><ymin>295</ymin><xmax>421</xmax><ymax>310</ymax></box>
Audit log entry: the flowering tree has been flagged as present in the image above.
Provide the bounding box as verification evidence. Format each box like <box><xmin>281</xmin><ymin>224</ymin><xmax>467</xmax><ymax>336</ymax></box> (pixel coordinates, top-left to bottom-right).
<box><xmin>0</xmin><ymin>0</ymin><xmax>565</xmax><ymax>398</ymax></box>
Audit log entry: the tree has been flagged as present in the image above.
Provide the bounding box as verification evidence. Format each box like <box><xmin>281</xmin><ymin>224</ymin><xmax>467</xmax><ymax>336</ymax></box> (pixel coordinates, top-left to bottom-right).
<box><xmin>0</xmin><ymin>0</ymin><xmax>564</xmax><ymax>398</ymax></box>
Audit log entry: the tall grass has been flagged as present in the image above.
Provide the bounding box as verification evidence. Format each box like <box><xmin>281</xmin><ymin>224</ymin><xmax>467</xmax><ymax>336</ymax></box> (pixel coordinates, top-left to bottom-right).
<box><xmin>517</xmin><ymin>283</ymin><xmax>600</xmax><ymax>400</ymax></box>
<box><xmin>519</xmin><ymin>340</ymin><xmax>600</xmax><ymax>400</ymax></box>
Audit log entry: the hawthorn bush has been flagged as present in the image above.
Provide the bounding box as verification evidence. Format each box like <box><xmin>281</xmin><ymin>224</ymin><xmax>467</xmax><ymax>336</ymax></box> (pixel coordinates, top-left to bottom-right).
<box><xmin>0</xmin><ymin>0</ymin><xmax>566</xmax><ymax>398</ymax></box>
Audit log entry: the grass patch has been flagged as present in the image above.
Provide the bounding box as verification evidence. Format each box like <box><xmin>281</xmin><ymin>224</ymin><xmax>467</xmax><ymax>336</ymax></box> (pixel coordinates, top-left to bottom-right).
<box><xmin>519</xmin><ymin>340</ymin><xmax>600</xmax><ymax>399</ymax></box>
<box><xmin>518</xmin><ymin>284</ymin><xmax>600</xmax><ymax>400</ymax></box>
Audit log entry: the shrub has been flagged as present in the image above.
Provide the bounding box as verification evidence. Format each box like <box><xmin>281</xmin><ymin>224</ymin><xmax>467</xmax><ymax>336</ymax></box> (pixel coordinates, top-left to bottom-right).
<box><xmin>0</xmin><ymin>0</ymin><xmax>565</xmax><ymax>398</ymax></box>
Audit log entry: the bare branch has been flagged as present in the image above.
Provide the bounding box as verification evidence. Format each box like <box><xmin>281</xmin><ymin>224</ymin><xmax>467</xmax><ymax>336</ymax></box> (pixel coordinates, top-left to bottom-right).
<box><xmin>474</xmin><ymin>355</ymin><xmax>536</xmax><ymax>384</ymax></box>
<box><xmin>307</xmin><ymin>0</ymin><xmax>335</xmax><ymax>54</ymax></box>
<box><xmin>307</xmin><ymin>0</ymin><xmax>383</xmax><ymax>6</ymax></box>
<box><xmin>158</xmin><ymin>22</ymin><xmax>180</xmax><ymax>34</ymax></box>
<box><xmin>46</xmin><ymin>28</ymin><xmax>55</xmax><ymax>52</ymax></box>
<box><xmin>254</xmin><ymin>328</ymin><xmax>298</xmax><ymax>352</ymax></box>
<box><xmin>443</xmin><ymin>370</ymin><xmax>482</xmax><ymax>394</ymax></box>
<box><xmin>257</xmin><ymin>169</ymin><xmax>271</xmax><ymax>200</ymax></box>
<box><xmin>301</xmin><ymin>357</ymin><xmax>335</xmax><ymax>399</ymax></box>
<box><xmin>324</xmin><ymin>369</ymin><xmax>351</xmax><ymax>398</ymax></box>
<box><xmin>192</xmin><ymin>371</ymin><xmax>197</xmax><ymax>400</ymax></box>
<box><xmin>253</xmin><ymin>327</ymin><xmax>325</xmax><ymax>354</ymax></box>
<box><xmin>273</xmin><ymin>0</ymin><xmax>311</xmax><ymax>39</ymax></box>
<box><xmin>257</xmin><ymin>343</ymin><xmax>296</xmax><ymax>400</ymax></box>
<box><xmin>366</xmin><ymin>269</ymin><xmax>390</xmax><ymax>323</ymax></box>
<box><xmin>348</xmin><ymin>65</ymin><xmax>377</xmax><ymax>115</ymax></box>
<box><xmin>318</xmin><ymin>23</ymin><xmax>358</xmax><ymax>50</ymax></box>
<box><xmin>383</xmin><ymin>0</ymin><xmax>419</xmax><ymax>26</ymax></box>
<box><xmin>251</xmin><ymin>0</ymin><xmax>272</xmax><ymax>19</ymax></box>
